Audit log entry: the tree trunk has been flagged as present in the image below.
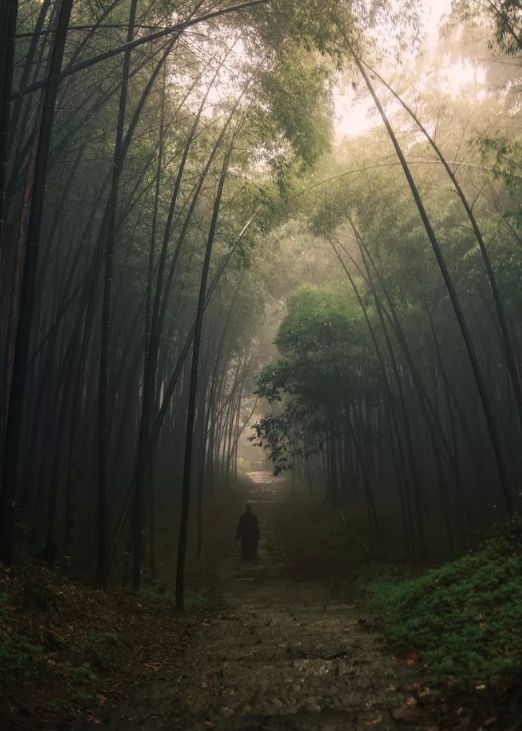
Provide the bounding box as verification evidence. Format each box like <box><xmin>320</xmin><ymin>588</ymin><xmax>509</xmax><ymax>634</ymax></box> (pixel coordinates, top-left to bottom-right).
<box><xmin>97</xmin><ymin>0</ymin><xmax>138</xmax><ymax>587</ymax></box>
<box><xmin>366</xmin><ymin>60</ymin><xmax>522</xmax><ymax>431</ymax></box>
<box><xmin>0</xmin><ymin>0</ymin><xmax>73</xmax><ymax>565</ymax></box>
<box><xmin>175</xmin><ymin>143</ymin><xmax>232</xmax><ymax>611</ymax></box>
<box><xmin>354</xmin><ymin>55</ymin><xmax>513</xmax><ymax>511</ymax></box>
<box><xmin>0</xmin><ymin>0</ymin><xmax>18</xmax><ymax>252</ymax></box>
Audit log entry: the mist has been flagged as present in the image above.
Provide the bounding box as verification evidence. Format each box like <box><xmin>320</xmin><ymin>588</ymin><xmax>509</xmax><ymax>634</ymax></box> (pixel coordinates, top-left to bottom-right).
<box><xmin>1</xmin><ymin>1</ymin><xmax>521</xmax><ymax>728</ymax></box>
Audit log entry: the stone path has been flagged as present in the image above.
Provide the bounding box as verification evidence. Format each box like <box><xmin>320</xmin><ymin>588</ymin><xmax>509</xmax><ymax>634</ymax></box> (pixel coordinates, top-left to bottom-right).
<box><xmin>137</xmin><ymin>473</ymin><xmax>431</xmax><ymax>730</ymax></box>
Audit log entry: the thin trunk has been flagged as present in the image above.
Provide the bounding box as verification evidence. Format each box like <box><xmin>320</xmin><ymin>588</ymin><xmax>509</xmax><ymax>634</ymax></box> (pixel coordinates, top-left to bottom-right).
<box><xmin>354</xmin><ymin>55</ymin><xmax>512</xmax><ymax>511</ymax></box>
<box><xmin>0</xmin><ymin>0</ymin><xmax>73</xmax><ymax>565</ymax></box>
<box><xmin>131</xmin><ymin>60</ymin><xmax>233</xmax><ymax>589</ymax></box>
<box><xmin>175</xmin><ymin>143</ymin><xmax>232</xmax><ymax>612</ymax></box>
<box><xmin>107</xmin><ymin>210</ymin><xmax>258</xmax><ymax>574</ymax></box>
<box><xmin>0</xmin><ymin>0</ymin><xmax>18</xmax><ymax>251</ymax></box>
<box><xmin>366</xmin><ymin>60</ymin><xmax>522</xmax><ymax>430</ymax></box>
<box><xmin>18</xmin><ymin>0</ymin><xmax>268</xmax><ymax>97</ymax></box>
<box><xmin>329</xmin><ymin>237</ymin><xmax>415</xmax><ymax>556</ymax></box>
<box><xmin>97</xmin><ymin>0</ymin><xmax>138</xmax><ymax>588</ymax></box>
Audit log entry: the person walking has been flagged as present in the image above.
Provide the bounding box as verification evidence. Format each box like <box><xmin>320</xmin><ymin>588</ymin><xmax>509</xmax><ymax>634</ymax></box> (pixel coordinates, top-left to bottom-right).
<box><xmin>235</xmin><ymin>503</ymin><xmax>260</xmax><ymax>560</ymax></box>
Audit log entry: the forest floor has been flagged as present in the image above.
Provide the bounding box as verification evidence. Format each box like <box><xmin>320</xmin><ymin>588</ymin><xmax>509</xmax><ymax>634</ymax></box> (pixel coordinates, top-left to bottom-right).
<box><xmin>1</xmin><ymin>472</ymin><xmax>520</xmax><ymax>730</ymax></box>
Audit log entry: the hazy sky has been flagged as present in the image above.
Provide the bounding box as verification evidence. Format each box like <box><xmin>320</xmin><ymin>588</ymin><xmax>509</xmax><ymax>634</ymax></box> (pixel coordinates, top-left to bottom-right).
<box><xmin>422</xmin><ymin>0</ymin><xmax>453</xmax><ymax>35</ymax></box>
<box><xmin>334</xmin><ymin>0</ymin><xmax>455</xmax><ymax>138</ymax></box>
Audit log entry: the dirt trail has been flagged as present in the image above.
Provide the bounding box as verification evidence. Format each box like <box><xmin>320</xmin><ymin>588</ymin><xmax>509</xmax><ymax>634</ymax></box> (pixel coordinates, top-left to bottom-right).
<box><xmin>115</xmin><ymin>473</ymin><xmax>432</xmax><ymax>731</ymax></box>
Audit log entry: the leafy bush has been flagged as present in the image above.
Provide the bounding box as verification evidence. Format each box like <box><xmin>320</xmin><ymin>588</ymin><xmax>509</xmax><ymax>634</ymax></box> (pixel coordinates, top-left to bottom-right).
<box><xmin>19</xmin><ymin>571</ymin><xmax>57</xmax><ymax>613</ymax></box>
<box><xmin>85</xmin><ymin>631</ymin><xmax>121</xmax><ymax>671</ymax></box>
<box><xmin>0</xmin><ymin>635</ymin><xmax>45</xmax><ymax>679</ymax></box>
<box><xmin>185</xmin><ymin>588</ymin><xmax>226</xmax><ymax>614</ymax></box>
<box><xmin>368</xmin><ymin>518</ymin><xmax>522</xmax><ymax>683</ymax></box>
<box><xmin>63</xmin><ymin>661</ymin><xmax>98</xmax><ymax>684</ymax></box>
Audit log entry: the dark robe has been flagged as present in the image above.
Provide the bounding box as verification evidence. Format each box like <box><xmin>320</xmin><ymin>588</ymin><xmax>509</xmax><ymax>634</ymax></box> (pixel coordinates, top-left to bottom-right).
<box><xmin>41</xmin><ymin>538</ymin><xmax>58</xmax><ymax>567</ymax></box>
<box><xmin>235</xmin><ymin>512</ymin><xmax>260</xmax><ymax>560</ymax></box>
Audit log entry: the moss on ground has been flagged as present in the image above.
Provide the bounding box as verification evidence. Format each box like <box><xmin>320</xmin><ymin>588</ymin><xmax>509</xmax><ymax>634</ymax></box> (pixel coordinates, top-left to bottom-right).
<box><xmin>367</xmin><ymin>515</ymin><xmax>522</xmax><ymax>684</ymax></box>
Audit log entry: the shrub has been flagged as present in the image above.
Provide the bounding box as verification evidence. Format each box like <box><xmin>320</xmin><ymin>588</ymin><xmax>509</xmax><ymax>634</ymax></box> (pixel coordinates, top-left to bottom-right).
<box><xmin>368</xmin><ymin>518</ymin><xmax>522</xmax><ymax>683</ymax></box>
<box><xmin>0</xmin><ymin>635</ymin><xmax>45</xmax><ymax>680</ymax></box>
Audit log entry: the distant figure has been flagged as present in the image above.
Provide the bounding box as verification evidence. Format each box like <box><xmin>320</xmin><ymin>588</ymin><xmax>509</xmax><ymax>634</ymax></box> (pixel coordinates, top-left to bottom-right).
<box><xmin>41</xmin><ymin>538</ymin><xmax>58</xmax><ymax>567</ymax></box>
<box><xmin>235</xmin><ymin>504</ymin><xmax>260</xmax><ymax>560</ymax></box>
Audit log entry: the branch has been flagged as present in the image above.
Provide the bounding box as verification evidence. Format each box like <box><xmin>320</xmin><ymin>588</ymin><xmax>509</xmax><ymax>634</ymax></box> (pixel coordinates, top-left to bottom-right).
<box><xmin>13</xmin><ymin>0</ymin><xmax>270</xmax><ymax>98</ymax></box>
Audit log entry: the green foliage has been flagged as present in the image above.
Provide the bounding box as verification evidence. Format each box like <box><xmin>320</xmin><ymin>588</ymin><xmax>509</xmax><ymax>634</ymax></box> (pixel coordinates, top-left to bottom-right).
<box><xmin>249</xmin><ymin>0</ymin><xmax>358</xmax><ymax>62</ymax></box>
<box><xmin>475</xmin><ymin>135</ymin><xmax>522</xmax><ymax>232</ymax></box>
<box><xmin>85</xmin><ymin>631</ymin><xmax>121</xmax><ymax>671</ymax></box>
<box><xmin>251</xmin><ymin>401</ymin><xmax>324</xmax><ymax>471</ymax></box>
<box><xmin>368</xmin><ymin>518</ymin><xmax>522</xmax><ymax>682</ymax></box>
<box><xmin>263</xmin><ymin>283</ymin><xmax>376</xmax><ymax>404</ymax></box>
<box><xmin>184</xmin><ymin>588</ymin><xmax>227</xmax><ymax>614</ymax></box>
<box><xmin>452</xmin><ymin>0</ymin><xmax>522</xmax><ymax>57</ymax></box>
<box><xmin>484</xmin><ymin>0</ymin><xmax>522</xmax><ymax>56</ymax></box>
<box><xmin>62</xmin><ymin>661</ymin><xmax>98</xmax><ymax>684</ymax></box>
<box><xmin>260</xmin><ymin>48</ymin><xmax>333</xmax><ymax>170</ymax></box>
<box><xmin>254</xmin><ymin>282</ymin><xmax>379</xmax><ymax>470</ymax></box>
<box><xmin>0</xmin><ymin>635</ymin><xmax>46</xmax><ymax>679</ymax></box>
<box><xmin>19</xmin><ymin>571</ymin><xmax>57</xmax><ymax>613</ymax></box>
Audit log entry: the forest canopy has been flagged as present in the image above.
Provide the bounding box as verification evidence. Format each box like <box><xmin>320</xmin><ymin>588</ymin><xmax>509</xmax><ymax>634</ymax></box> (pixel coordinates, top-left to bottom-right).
<box><xmin>2</xmin><ymin>1</ymin><xmax>522</xmax><ymax>727</ymax></box>
<box><xmin>0</xmin><ymin>0</ymin><xmax>521</xmax><ymax>597</ymax></box>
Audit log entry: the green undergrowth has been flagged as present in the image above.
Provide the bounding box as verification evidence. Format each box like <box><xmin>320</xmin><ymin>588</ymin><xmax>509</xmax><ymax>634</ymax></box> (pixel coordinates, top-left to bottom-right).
<box><xmin>143</xmin><ymin>585</ymin><xmax>228</xmax><ymax>615</ymax></box>
<box><xmin>0</xmin><ymin>564</ymin><xmax>222</xmax><ymax>725</ymax></box>
<box><xmin>366</xmin><ymin>515</ymin><xmax>522</xmax><ymax>684</ymax></box>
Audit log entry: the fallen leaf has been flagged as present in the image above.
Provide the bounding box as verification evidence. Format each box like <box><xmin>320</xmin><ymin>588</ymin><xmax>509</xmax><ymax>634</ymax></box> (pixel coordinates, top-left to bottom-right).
<box><xmin>391</xmin><ymin>708</ymin><xmax>427</xmax><ymax>724</ymax></box>
<box><xmin>365</xmin><ymin>715</ymin><xmax>383</xmax><ymax>726</ymax></box>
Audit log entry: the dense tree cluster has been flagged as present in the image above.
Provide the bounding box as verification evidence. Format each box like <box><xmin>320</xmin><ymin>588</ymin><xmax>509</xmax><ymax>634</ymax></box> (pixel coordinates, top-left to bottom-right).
<box><xmin>0</xmin><ymin>0</ymin><xmax>360</xmax><ymax>604</ymax></box>
<box><xmin>254</xmin><ymin>1</ymin><xmax>522</xmax><ymax>561</ymax></box>
<box><xmin>1</xmin><ymin>0</ymin><xmax>520</xmax><ymax>600</ymax></box>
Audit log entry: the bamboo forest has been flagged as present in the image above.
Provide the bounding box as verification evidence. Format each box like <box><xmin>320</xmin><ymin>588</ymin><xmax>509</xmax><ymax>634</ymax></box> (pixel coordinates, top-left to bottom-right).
<box><xmin>1</xmin><ymin>0</ymin><xmax>522</xmax><ymax>728</ymax></box>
